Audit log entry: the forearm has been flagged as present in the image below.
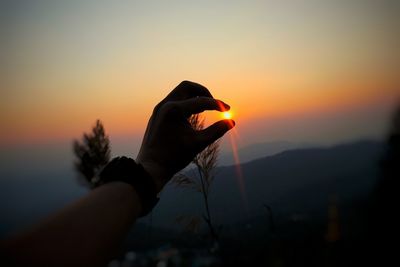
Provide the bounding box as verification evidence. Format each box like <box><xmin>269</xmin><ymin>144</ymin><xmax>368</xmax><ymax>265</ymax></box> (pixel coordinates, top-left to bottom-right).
<box><xmin>2</xmin><ymin>182</ymin><xmax>141</xmax><ymax>267</ymax></box>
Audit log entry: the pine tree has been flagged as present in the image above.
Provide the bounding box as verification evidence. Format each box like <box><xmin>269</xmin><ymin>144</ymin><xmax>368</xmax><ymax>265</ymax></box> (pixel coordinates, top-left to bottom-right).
<box><xmin>73</xmin><ymin>120</ymin><xmax>111</xmax><ymax>188</ymax></box>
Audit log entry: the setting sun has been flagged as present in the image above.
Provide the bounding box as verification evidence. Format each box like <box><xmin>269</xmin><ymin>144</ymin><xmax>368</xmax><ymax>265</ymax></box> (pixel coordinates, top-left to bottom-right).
<box><xmin>222</xmin><ymin>111</ymin><xmax>233</xmax><ymax>120</ymax></box>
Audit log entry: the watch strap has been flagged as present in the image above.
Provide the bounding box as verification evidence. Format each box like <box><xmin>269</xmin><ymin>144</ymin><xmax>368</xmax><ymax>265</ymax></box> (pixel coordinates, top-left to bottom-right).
<box><xmin>97</xmin><ymin>156</ymin><xmax>159</xmax><ymax>217</ymax></box>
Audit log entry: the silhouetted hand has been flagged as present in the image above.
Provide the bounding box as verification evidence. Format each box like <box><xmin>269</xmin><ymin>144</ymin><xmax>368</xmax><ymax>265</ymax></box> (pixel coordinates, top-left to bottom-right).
<box><xmin>136</xmin><ymin>81</ymin><xmax>235</xmax><ymax>192</ymax></box>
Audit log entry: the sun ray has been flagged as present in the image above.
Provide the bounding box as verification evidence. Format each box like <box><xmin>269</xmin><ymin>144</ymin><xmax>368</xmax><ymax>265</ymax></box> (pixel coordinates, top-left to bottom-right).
<box><xmin>228</xmin><ymin>125</ymin><xmax>248</xmax><ymax>212</ymax></box>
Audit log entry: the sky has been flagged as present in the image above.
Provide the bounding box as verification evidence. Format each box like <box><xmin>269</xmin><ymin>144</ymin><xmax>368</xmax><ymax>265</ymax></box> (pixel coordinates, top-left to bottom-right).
<box><xmin>1</xmin><ymin>0</ymin><xmax>399</xmax><ymax>150</ymax></box>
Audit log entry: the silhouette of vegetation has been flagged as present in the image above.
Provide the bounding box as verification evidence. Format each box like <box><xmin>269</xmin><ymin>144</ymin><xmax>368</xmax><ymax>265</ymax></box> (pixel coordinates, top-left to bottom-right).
<box><xmin>379</xmin><ymin>102</ymin><xmax>400</xmax><ymax>196</ymax></box>
<box><xmin>73</xmin><ymin>119</ymin><xmax>111</xmax><ymax>188</ymax></box>
<box><xmin>172</xmin><ymin>114</ymin><xmax>221</xmax><ymax>249</ymax></box>
<box><xmin>263</xmin><ymin>204</ymin><xmax>276</xmax><ymax>233</ymax></box>
<box><xmin>369</xmin><ymin>102</ymin><xmax>400</xmax><ymax>264</ymax></box>
<box><xmin>175</xmin><ymin>214</ymin><xmax>202</xmax><ymax>234</ymax></box>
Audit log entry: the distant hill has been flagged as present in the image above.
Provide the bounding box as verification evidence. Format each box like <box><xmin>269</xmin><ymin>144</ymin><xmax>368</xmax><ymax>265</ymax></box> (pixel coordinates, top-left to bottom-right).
<box><xmin>219</xmin><ymin>141</ymin><xmax>314</xmax><ymax>165</ymax></box>
<box><xmin>150</xmin><ymin>140</ymin><xmax>384</xmax><ymax>230</ymax></box>
<box><xmin>0</xmin><ymin>139</ymin><xmax>385</xmax><ymax>240</ymax></box>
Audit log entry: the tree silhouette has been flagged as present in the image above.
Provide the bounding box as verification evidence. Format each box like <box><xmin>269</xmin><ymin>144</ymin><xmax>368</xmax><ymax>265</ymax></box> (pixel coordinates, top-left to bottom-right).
<box><xmin>172</xmin><ymin>114</ymin><xmax>221</xmax><ymax>249</ymax></box>
<box><xmin>370</xmin><ymin>102</ymin><xmax>400</xmax><ymax>264</ymax></box>
<box><xmin>73</xmin><ymin>119</ymin><xmax>111</xmax><ymax>188</ymax></box>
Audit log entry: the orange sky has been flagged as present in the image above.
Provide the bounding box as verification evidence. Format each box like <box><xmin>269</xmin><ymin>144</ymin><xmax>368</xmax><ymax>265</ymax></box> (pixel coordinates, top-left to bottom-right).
<box><xmin>1</xmin><ymin>0</ymin><xmax>399</xmax><ymax>147</ymax></box>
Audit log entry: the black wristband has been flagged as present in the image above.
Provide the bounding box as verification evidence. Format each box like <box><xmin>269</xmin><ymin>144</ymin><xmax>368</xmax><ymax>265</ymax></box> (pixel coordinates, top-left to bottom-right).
<box><xmin>97</xmin><ymin>156</ymin><xmax>159</xmax><ymax>217</ymax></box>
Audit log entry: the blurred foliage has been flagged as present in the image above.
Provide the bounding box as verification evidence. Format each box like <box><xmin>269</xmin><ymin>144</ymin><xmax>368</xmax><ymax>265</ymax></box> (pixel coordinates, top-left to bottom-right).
<box><xmin>172</xmin><ymin>114</ymin><xmax>221</xmax><ymax>245</ymax></box>
<box><xmin>73</xmin><ymin>119</ymin><xmax>111</xmax><ymax>188</ymax></box>
<box><xmin>175</xmin><ymin>215</ymin><xmax>202</xmax><ymax>234</ymax></box>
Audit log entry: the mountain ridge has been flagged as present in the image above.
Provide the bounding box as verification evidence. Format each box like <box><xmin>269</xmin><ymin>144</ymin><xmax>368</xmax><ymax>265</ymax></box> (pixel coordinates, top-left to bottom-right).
<box><xmin>151</xmin><ymin>139</ymin><xmax>384</xmax><ymax>229</ymax></box>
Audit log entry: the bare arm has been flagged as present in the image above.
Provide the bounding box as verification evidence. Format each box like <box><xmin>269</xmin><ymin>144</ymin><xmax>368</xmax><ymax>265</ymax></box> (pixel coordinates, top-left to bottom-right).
<box><xmin>1</xmin><ymin>81</ymin><xmax>235</xmax><ymax>266</ymax></box>
<box><xmin>2</xmin><ymin>182</ymin><xmax>141</xmax><ymax>266</ymax></box>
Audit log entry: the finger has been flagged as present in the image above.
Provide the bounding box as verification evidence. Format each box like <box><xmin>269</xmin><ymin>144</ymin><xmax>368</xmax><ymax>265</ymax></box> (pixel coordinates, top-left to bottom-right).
<box><xmin>164</xmin><ymin>81</ymin><xmax>213</xmax><ymax>101</ymax></box>
<box><xmin>177</xmin><ymin>97</ymin><xmax>230</xmax><ymax>116</ymax></box>
<box><xmin>197</xmin><ymin>120</ymin><xmax>235</xmax><ymax>146</ymax></box>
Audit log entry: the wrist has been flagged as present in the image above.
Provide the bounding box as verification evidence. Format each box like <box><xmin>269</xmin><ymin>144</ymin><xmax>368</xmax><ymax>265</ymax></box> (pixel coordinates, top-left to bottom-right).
<box><xmin>135</xmin><ymin>159</ymin><xmax>167</xmax><ymax>193</ymax></box>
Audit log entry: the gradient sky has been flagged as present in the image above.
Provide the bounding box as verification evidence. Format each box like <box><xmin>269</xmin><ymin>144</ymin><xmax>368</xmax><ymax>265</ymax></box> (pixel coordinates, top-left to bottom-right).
<box><xmin>1</xmin><ymin>0</ymin><xmax>399</xmax><ymax>149</ymax></box>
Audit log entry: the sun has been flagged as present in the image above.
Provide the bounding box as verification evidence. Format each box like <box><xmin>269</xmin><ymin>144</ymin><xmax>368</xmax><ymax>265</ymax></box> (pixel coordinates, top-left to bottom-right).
<box><xmin>222</xmin><ymin>111</ymin><xmax>233</xmax><ymax>120</ymax></box>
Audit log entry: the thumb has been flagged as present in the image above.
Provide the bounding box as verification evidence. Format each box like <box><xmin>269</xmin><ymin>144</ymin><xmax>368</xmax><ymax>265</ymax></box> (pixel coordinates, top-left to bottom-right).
<box><xmin>197</xmin><ymin>119</ymin><xmax>235</xmax><ymax>147</ymax></box>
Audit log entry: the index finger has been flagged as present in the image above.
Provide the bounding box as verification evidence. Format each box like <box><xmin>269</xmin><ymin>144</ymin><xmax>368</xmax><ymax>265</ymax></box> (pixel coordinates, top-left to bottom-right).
<box><xmin>163</xmin><ymin>81</ymin><xmax>213</xmax><ymax>102</ymax></box>
<box><xmin>176</xmin><ymin>97</ymin><xmax>230</xmax><ymax>116</ymax></box>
